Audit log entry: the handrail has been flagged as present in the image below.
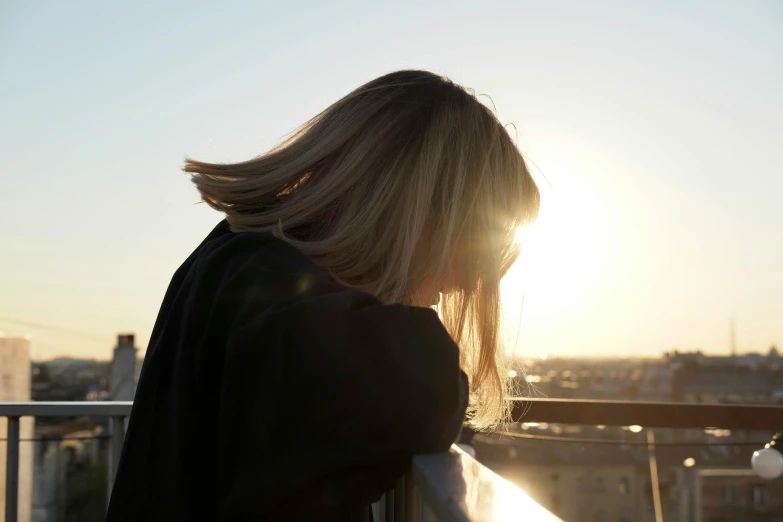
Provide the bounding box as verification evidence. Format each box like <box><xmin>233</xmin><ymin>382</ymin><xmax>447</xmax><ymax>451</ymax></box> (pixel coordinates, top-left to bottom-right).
<box><xmin>0</xmin><ymin>401</ymin><xmax>133</xmax><ymax>522</ymax></box>
<box><xmin>510</xmin><ymin>398</ymin><xmax>783</xmax><ymax>430</ymax></box>
<box><xmin>407</xmin><ymin>446</ymin><xmax>562</xmax><ymax>521</ymax></box>
<box><xmin>3</xmin><ymin>400</ymin><xmax>780</xmax><ymax>522</ymax></box>
<box><xmin>0</xmin><ymin>401</ymin><xmax>133</xmax><ymax>417</ymax></box>
<box><xmin>0</xmin><ymin>402</ymin><xmax>563</xmax><ymax>522</ymax></box>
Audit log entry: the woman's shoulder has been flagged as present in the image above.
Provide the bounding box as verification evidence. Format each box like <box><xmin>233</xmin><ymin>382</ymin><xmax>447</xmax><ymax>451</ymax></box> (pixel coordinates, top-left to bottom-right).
<box><xmin>185</xmin><ymin>221</ymin><xmax>344</xmax><ymax>309</ymax></box>
<box><xmin>186</xmin><ymin>222</ymin><xmax>446</xmax><ymax>335</ymax></box>
<box><xmin>196</xmin><ymin>221</ymin><xmax>323</xmax><ymax>278</ymax></box>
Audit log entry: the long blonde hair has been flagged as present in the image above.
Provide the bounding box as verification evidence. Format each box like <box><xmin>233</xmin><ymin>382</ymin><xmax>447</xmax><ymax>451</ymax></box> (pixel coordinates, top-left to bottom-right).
<box><xmin>185</xmin><ymin>70</ymin><xmax>539</xmax><ymax>428</ymax></box>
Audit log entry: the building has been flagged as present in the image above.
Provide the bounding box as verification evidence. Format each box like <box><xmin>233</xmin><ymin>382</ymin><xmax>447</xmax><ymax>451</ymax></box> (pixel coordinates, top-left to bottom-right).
<box><xmin>513</xmin><ymin>357</ymin><xmax>675</xmax><ymax>402</ymax></box>
<box><xmin>504</xmin><ymin>462</ymin><xmax>647</xmax><ymax>522</ymax></box>
<box><xmin>0</xmin><ymin>335</ymin><xmax>34</xmax><ymax>522</ymax></box>
<box><xmin>669</xmin><ymin>348</ymin><xmax>783</xmax><ymax>404</ymax></box>
<box><xmin>31</xmin><ymin>359</ymin><xmax>109</xmax><ymax>405</ymax></box>
<box><xmin>28</xmin><ymin>332</ymin><xmax>137</xmax><ymax>522</ymax></box>
<box><xmin>473</xmin><ymin>428</ymin><xmax>672</xmax><ymax>522</ymax></box>
<box><xmin>471</xmin><ymin>422</ymin><xmax>783</xmax><ymax>522</ymax></box>
<box><xmin>31</xmin><ymin>418</ymin><xmax>108</xmax><ymax>522</ymax></box>
<box><xmin>109</xmin><ymin>334</ymin><xmax>138</xmax><ymax>401</ymax></box>
<box><xmin>689</xmin><ymin>467</ymin><xmax>783</xmax><ymax>522</ymax></box>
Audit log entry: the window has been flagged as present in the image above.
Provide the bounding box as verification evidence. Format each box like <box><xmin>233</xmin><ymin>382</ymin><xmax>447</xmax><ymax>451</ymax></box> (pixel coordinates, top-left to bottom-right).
<box><xmin>618</xmin><ymin>477</ymin><xmax>630</xmax><ymax>495</ymax></box>
<box><xmin>722</xmin><ymin>485</ymin><xmax>735</xmax><ymax>504</ymax></box>
<box><xmin>1</xmin><ymin>373</ymin><xmax>12</xmax><ymax>395</ymax></box>
<box><xmin>752</xmin><ymin>485</ymin><xmax>768</xmax><ymax>509</ymax></box>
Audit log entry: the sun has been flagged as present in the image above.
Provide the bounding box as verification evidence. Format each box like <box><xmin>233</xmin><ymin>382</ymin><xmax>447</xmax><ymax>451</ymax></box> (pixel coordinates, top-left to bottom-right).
<box><xmin>501</xmin><ymin>168</ymin><xmax>606</xmax><ymax>319</ymax></box>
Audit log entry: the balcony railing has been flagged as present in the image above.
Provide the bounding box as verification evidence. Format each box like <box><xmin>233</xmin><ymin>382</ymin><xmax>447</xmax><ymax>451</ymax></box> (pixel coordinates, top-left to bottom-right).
<box><xmin>1</xmin><ymin>401</ymin><xmax>561</xmax><ymax>522</ymax></box>
<box><xmin>2</xmin><ymin>399</ymin><xmax>781</xmax><ymax>522</ymax></box>
<box><xmin>396</xmin><ymin>446</ymin><xmax>563</xmax><ymax>522</ymax></box>
<box><xmin>510</xmin><ymin>398</ymin><xmax>783</xmax><ymax>430</ymax></box>
<box><xmin>0</xmin><ymin>401</ymin><xmax>132</xmax><ymax>522</ymax></box>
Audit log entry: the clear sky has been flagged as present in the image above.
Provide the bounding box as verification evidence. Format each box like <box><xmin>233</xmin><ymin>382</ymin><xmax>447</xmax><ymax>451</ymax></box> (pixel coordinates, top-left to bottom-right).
<box><xmin>1</xmin><ymin>1</ymin><xmax>781</xmax><ymax>360</ymax></box>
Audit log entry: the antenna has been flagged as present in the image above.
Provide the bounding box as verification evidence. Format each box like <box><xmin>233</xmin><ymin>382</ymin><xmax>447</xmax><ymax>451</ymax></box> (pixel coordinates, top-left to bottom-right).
<box><xmin>730</xmin><ymin>319</ymin><xmax>737</xmax><ymax>358</ymax></box>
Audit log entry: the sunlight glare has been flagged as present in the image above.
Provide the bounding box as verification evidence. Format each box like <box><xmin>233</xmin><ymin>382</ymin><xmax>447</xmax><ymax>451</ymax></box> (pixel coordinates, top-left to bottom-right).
<box><xmin>502</xmin><ymin>166</ymin><xmax>607</xmax><ymax>319</ymax></box>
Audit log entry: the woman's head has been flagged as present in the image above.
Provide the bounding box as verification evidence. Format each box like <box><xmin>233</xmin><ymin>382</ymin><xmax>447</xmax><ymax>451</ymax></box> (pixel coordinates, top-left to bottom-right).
<box><xmin>186</xmin><ymin>70</ymin><xmax>539</xmax><ymax>427</ymax></box>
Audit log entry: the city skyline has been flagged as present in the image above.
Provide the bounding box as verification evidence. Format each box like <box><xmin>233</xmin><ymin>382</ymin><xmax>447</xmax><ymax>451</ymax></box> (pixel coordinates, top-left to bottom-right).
<box><xmin>1</xmin><ymin>324</ymin><xmax>776</xmax><ymax>363</ymax></box>
<box><xmin>1</xmin><ymin>1</ymin><xmax>781</xmax><ymax>359</ymax></box>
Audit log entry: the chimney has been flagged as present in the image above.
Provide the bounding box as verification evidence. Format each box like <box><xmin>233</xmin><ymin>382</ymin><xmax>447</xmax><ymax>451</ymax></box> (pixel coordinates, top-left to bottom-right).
<box><xmin>110</xmin><ymin>333</ymin><xmax>138</xmax><ymax>401</ymax></box>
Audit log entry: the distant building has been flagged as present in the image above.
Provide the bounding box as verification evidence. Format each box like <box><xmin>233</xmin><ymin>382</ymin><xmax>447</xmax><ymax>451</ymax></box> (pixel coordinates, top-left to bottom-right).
<box><xmin>515</xmin><ymin>357</ymin><xmax>675</xmax><ymax>402</ymax></box>
<box><xmin>32</xmin><ymin>359</ymin><xmax>109</xmax><ymax>405</ymax></box>
<box><xmin>492</xmin><ymin>352</ymin><xmax>782</xmax><ymax>521</ymax></box>
<box><xmin>692</xmin><ymin>468</ymin><xmax>783</xmax><ymax>521</ymax></box>
<box><xmin>110</xmin><ymin>334</ymin><xmax>138</xmax><ymax>401</ymax></box>
<box><xmin>505</xmin><ymin>462</ymin><xmax>647</xmax><ymax>522</ymax></box>
<box><xmin>30</xmin><ymin>333</ymin><xmax>138</xmax><ymax>522</ymax></box>
<box><xmin>32</xmin><ymin>418</ymin><xmax>108</xmax><ymax>522</ymax></box>
<box><xmin>474</xmin><ymin>429</ymin><xmax>678</xmax><ymax>522</ymax></box>
<box><xmin>474</xmin><ymin>425</ymin><xmax>782</xmax><ymax>522</ymax></box>
<box><xmin>0</xmin><ymin>335</ymin><xmax>34</xmax><ymax>522</ymax></box>
<box><xmin>669</xmin><ymin>349</ymin><xmax>783</xmax><ymax>404</ymax></box>
<box><xmin>667</xmin><ymin>347</ymin><xmax>782</xmax><ymax>372</ymax></box>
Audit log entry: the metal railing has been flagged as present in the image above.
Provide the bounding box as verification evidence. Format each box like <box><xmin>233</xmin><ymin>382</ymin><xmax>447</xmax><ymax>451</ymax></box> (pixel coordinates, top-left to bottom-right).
<box><xmin>3</xmin><ymin>399</ymin><xmax>781</xmax><ymax>522</ymax></box>
<box><xmin>352</xmin><ymin>445</ymin><xmax>563</xmax><ymax>522</ymax></box>
<box><xmin>2</xmin><ymin>401</ymin><xmax>561</xmax><ymax>522</ymax></box>
<box><xmin>0</xmin><ymin>401</ymin><xmax>133</xmax><ymax>522</ymax></box>
<box><xmin>510</xmin><ymin>397</ymin><xmax>783</xmax><ymax>430</ymax></box>
<box><xmin>406</xmin><ymin>446</ymin><xmax>562</xmax><ymax>522</ymax></box>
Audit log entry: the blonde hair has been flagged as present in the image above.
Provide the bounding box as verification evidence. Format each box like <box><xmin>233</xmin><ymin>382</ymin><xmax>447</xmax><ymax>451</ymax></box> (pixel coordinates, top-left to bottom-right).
<box><xmin>185</xmin><ymin>70</ymin><xmax>539</xmax><ymax>428</ymax></box>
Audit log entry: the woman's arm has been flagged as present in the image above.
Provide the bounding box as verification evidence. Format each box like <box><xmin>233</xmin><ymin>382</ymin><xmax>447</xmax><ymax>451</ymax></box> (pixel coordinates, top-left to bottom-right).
<box><xmin>212</xmin><ymin>281</ymin><xmax>468</xmax><ymax>520</ymax></box>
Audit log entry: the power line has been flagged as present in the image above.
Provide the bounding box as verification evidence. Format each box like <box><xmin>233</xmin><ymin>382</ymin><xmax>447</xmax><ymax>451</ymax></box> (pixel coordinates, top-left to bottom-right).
<box><xmin>495</xmin><ymin>431</ymin><xmax>770</xmax><ymax>447</ymax></box>
<box><xmin>0</xmin><ymin>316</ymin><xmax>108</xmax><ymax>344</ymax></box>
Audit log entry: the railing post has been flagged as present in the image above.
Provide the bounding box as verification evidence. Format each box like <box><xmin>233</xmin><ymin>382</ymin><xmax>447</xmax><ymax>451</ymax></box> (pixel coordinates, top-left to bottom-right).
<box><xmin>110</xmin><ymin>416</ymin><xmax>126</xmax><ymax>489</ymax></box>
<box><xmin>5</xmin><ymin>416</ymin><xmax>20</xmax><ymax>522</ymax></box>
<box><xmin>647</xmin><ymin>430</ymin><xmax>663</xmax><ymax>522</ymax></box>
<box><xmin>405</xmin><ymin>471</ymin><xmax>419</xmax><ymax>522</ymax></box>
<box><xmin>394</xmin><ymin>476</ymin><xmax>406</xmax><ymax>522</ymax></box>
<box><xmin>385</xmin><ymin>489</ymin><xmax>394</xmax><ymax>522</ymax></box>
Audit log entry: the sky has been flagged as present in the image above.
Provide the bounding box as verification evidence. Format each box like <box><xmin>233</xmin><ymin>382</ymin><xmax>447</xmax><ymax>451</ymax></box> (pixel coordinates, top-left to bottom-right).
<box><xmin>1</xmin><ymin>1</ymin><xmax>781</xmax><ymax>360</ymax></box>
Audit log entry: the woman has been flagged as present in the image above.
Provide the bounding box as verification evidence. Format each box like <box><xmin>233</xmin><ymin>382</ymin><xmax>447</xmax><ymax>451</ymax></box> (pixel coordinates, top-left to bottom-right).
<box><xmin>107</xmin><ymin>70</ymin><xmax>539</xmax><ymax>521</ymax></box>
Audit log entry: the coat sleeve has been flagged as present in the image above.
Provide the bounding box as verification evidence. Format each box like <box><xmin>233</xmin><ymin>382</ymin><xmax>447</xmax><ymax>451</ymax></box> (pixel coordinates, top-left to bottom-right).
<box><xmin>212</xmin><ymin>279</ymin><xmax>469</xmax><ymax>520</ymax></box>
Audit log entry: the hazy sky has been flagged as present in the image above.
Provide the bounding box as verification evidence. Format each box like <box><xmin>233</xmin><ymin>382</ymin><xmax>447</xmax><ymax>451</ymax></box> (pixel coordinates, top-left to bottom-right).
<box><xmin>1</xmin><ymin>1</ymin><xmax>781</xmax><ymax>360</ymax></box>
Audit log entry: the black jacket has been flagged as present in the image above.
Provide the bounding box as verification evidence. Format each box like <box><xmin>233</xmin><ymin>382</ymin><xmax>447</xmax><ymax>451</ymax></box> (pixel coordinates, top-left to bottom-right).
<box><xmin>106</xmin><ymin>221</ymin><xmax>469</xmax><ymax>521</ymax></box>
